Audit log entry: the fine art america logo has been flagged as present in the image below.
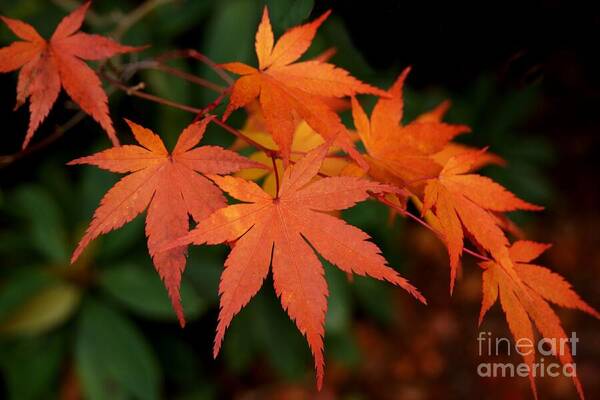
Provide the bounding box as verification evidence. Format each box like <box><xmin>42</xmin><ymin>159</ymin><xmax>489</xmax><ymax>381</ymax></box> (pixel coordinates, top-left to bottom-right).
<box><xmin>477</xmin><ymin>331</ymin><xmax>579</xmax><ymax>378</ymax></box>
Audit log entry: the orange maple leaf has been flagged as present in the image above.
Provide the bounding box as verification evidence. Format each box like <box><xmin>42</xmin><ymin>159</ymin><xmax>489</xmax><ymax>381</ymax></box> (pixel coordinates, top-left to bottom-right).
<box><xmin>220</xmin><ymin>6</ymin><xmax>387</xmax><ymax>167</ymax></box>
<box><xmin>167</xmin><ymin>143</ymin><xmax>426</xmax><ymax>389</ymax></box>
<box><xmin>0</xmin><ymin>1</ymin><xmax>143</xmax><ymax>148</ymax></box>
<box><xmin>479</xmin><ymin>240</ymin><xmax>599</xmax><ymax>399</ymax></box>
<box><xmin>237</xmin><ymin>120</ymin><xmax>357</xmax><ymax>196</ymax></box>
<box><xmin>422</xmin><ymin>150</ymin><xmax>543</xmax><ymax>292</ymax></box>
<box><xmin>351</xmin><ymin>67</ymin><xmax>472</xmax><ymax>191</ymax></box>
<box><xmin>69</xmin><ymin>117</ymin><xmax>263</xmax><ymax>326</ymax></box>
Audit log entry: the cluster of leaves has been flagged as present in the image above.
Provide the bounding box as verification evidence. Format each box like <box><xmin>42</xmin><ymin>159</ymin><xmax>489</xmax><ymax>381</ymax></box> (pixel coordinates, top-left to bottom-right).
<box><xmin>0</xmin><ymin>2</ymin><xmax>597</xmax><ymax>397</ymax></box>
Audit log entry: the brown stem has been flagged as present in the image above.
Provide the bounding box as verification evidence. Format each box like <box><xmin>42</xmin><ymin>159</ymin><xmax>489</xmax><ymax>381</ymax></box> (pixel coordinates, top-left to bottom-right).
<box><xmin>271</xmin><ymin>155</ymin><xmax>281</xmax><ymax>196</ymax></box>
<box><xmin>192</xmin><ymin>87</ymin><xmax>231</xmax><ymax>122</ymax></box>
<box><xmin>112</xmin><ymin>0</ymin><xmax>175</xmax><ymax>40</ymax></box>
<box><xmin>103</xmin><ymin>72</ymin><xmax>204</xmax><ymax>114</ymax></box>
<box><xmin>105</xmin><ymin>73</ymin><xmax>274</xmax><ymax>155</ymax></box>
<box><xmin>374</xmin><ymin>193</ymin><xmax>491</xmax><ymax>262</ymax></box>
<box><xmin>0</xmin><ymin>1</ymin><xmax>176</xmax><ymax>167</ymax></box>
<box><xmin>156</xmin><ymin>49</ymin><xmax>234</xmax><ymax>84</ymax></box>
<box><xmin>0</xmin><ymin>112</ymin><xmax>86</xmax><ymax>168</ymax></box>
<box><xmin>210</xmin><ymin>118</ymin><xmax>275</xmax><ymax>155</ymax></box>
<box><xmin>153</xmin><ymin>63</ymin><xmax>226</xmax><ymax>93</ymax></box>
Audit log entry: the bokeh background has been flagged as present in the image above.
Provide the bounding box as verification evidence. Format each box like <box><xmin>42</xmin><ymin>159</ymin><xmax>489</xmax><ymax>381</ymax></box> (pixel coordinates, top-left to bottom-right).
<box><xmin>0</xmin><ymin>0</ymin><xmax>599</xmax><ymax>399</ymax></box>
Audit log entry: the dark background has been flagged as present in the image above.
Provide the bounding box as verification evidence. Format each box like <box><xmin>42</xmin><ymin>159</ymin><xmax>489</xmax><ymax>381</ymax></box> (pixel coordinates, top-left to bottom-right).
<box><xmin>0</xmin><ymin>0</ymin><xmax>599</xmax><ymax>399</ymax></box>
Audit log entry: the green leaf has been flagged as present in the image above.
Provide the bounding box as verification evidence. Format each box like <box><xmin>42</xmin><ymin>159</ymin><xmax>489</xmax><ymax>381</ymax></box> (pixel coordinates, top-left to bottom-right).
<box><xmin>223</xmin><ymin>299</ymin><xmax>260</xmax><ymax>374</ymax></box>
<box><xmin>253</xmin><ymin>290</ymin><xmax>309</xmax><ymax>380</ymax></box>
<box><xmin>98</xmin><ymin>216</ymin><xmax>144</xmax><ymax>261</ymax></box>
<box><xmin>324</xmin><ymin>262</ymin><xmax>351</xmax><ymax>334</ymax></box>
<box><xmin>326</xmin><ymin>331</ymin><xmax>361</xmax><ymax>368</ymax></box>
<box><xmin>76</xmin><ymin>300</ymin><xmax>161</xmax><ymax>400</ymax></box>
<box><xmin>319</xmin><ymin>17</ymin><xmax>375</xmax><ymax>78</ymax></box>
<box><xmin>353</xmin><ymin>275</ymin><xmax>394</xmax><ymax>325</ymax></box>
<box><xmin>200</xmin><ymin>0</ymin><xmax>260</xmax><ymax>104</ymax></box>
<box><xmin>223</xmin><ymin>289</ymin><xmax>309</xmax><ymax>378</ymax></box>
<box><xmin>184</xmin><ymin>246</ymin><xmax>225</xmax><ymax>305</ymax></box>
<box><xmin>203</xmin><ymin>0</ymin><xmax>259</xmax><ymax>64</ymax></box>
<box><xmin>154</xmin><ymin>335</ymin><xmax>205</xmax><ymax>389</ymax></box>
<box><xmin>264</xmin><ymin>0</ymin><xmax>314</xmax><ymax>31</ymax></box>
<box><xmin>0</xmin><ymin>279</ymin><xmax>81</xmax><ymax>336</ymax></box>
<box><xmin>0</xmin><ymin>269</ymin><xmax>51</xmax><ymax>322</ymax></box>
<box><xmin>10</xmin><ymin>186</ymin><xmax>69</xmax><ymax>264</ymax></box>
<box><xmin>0</xmin><ymin>333</ymin><xmax>65</xmax><ymax>400</ymax></box>
<box><xmin>79</xmin><ymin>167</ymin><xmax>118</xmax><ymax>223</ymax></box>
<box><xmin>99</xmin><ymin>263</ymin><xmax>206</xmax><ymax>321</ymax></box>
<box><xmin>142</xmin><ymin>58</ymin><xmax>192</xmax><ymax>149</ymax></box>
<box><xmin>153</xmin><ymin>0</ymin><xmax>212</xmax><ymax>39</ymax></box>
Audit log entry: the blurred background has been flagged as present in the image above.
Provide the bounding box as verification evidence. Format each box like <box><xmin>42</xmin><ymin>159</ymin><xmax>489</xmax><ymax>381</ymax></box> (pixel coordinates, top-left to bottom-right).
<box><xmin>0</xmin><ymin>0</ymin><xmax>599</xmax><ymax>399</ymax></box>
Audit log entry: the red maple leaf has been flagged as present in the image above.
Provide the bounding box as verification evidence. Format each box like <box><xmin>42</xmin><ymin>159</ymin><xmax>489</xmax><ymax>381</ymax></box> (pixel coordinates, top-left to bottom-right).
<box><xmin>220</xmin><ymin>6</ymin><xmax>387</xmax><ymax>167</ymax></box>
<box><xmin>351</xmin><ymin>67</ymin><xmax>471</xmax><ymax>191</ymax></box>
<box><xmin>69</xmin><ymin>117</ymin><xmax>264</xmax><ymax>325</ymax></box>
<box><xmin>0</xmin><ymin>1</ymin><xmax>143</xmax><ymax>148</ymax></box>
<box><xmin>480</xmin><ymin>240</ymin><xmax>599</xmax><ymax>399</ymax></box>
<box><xmin>166</xmin><ymin>143</ymin><xmax>426</xmax><ymax>389</ymax></box>
<box><xmin>422</xmin><ymin>150</ymin><xmax>543</xmax><ymax>291</ymax></box>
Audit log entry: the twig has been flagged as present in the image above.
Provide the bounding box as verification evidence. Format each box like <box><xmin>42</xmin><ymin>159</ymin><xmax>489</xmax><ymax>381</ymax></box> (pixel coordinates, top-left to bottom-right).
<box><xmin>192</xmin><ymin>87</ymin><xmax>231</xmax><ymax>122</ymax></box>
<box><xmin>156</xmin><ymin>49</ymin><xmax>234</xmax><ymax>84</ymax></box>
<box><xmin>271</xmin><ymin>155</ymin><xmax>280</xmax><ymax>196</ymax></box>
<box><xmin>104</xmin><ymin>72</ymin><xmax>274</xmax><ymax>154</ymax></box>
<box><xmin>52</xmin><ymin>0</ymin><xmax>117</xmax><ymax>27</ymax></box>
<box><xmin>112</xmin><ymin>59</ymin><xmax>226</xmax><ymax>94</ymax></box>
<box><xmin>0</xmin><ymin>0</ymin><xmax>174</xmax><ymax>167</ymax></box>
<box><xmin>0</xmin><ymin>112</ymin><xmax>86</xmax><ymax>168</ymax></box>
<box><xmin>210</xmin><ymin>118</ymin><xmax>275</xmax><ymax>155</ymax></box>
<box><xmin>102</xmin><ymin>72</ymin><xmax>204</xmax><ymax>114</ymax></box>
<box><xmin>153</xmin><ymin>63</ymin><xmax>226</xmax><ymax>93</ymax></box>
<box><xmin>374</xmin><ymin>192</ymin><xmax>491</xmax><ymax>262</ymax></box>
<box><xmin>112</xmin><ymin>0</ymin><xmax>174</xmax><ymax>39</ymax></box>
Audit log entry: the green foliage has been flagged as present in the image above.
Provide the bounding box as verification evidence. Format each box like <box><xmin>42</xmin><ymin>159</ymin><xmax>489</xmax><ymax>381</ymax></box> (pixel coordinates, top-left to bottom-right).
<box><xmin>76</xmin><ymin>300</ymin><xmax>161</xmax><ymax>400</ymax></box>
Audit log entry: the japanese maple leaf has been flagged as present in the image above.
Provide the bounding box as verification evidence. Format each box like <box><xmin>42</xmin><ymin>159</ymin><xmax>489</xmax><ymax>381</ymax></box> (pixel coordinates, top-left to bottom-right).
<box><xmin>479</xmin><ymin>241</ymin><xmax>599</xmax><ymax>399</ymax></box>
<box><xmin>351</xmin><ymin>67</ymin><xmax>472</xmax><ymax>191</ymax></box>
<box><xmin>237</xmin><ymin>120</ymin><xmax>357</xmax><ymax>196</ymax></box>
<box><xmin>422</xmin><ymin>151</ymin><xmax>542</xmax><ymax>292</ymax></box>
<box><xmin>69</xmin><ymin>117</ymin><xmax>263</xmax><ymax>326</ymax></box>
<box><xmin>0</xmin><ymin>1</ymin><xmax>142</xmax><ymax>148</ymax></box>
<box><xmin>431</xmin><ymin>142</ymin><xmax>504</xmax><ymax>170</ymax></box>
<box><xmin>220</xmin><ymin>6</ymin><xmax>387</xmax><ymax>167</ymax></box>
<box><xmin>167</xmin><ymin>144</ymin><xmax>426</xmax><ymax>389</ymax></box>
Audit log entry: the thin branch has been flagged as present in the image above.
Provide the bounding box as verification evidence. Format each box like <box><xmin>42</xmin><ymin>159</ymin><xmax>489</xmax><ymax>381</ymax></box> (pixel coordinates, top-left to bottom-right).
<box><xmin>374</xmin><ymin>193</ymin><xmax>491</xmax><ymax>262</ymax></box>
<box><xmin>110</xmin><ymin>58</ymin><xmax>226</xmax><ymax>94</ymax></box>
<box><xmin>271</xmin><ymin>155</ymin><xmax>281</xmax><ymax>196</ymax></box>
<box><xmin>103</xmin><ymin>72</ymin><xmax>204</xmax><ymax>114</ymax></box>
<box><xmin>153</xmin><ymin>63</ymin><xmax>225</xmax><ymax>93</ymax></box>
<box><xmin>156</xmin><ymin>49</ymin><xmax>234</xmax><ymax>85</ymax></box>
<box><xmin>52</xmin><ymin>0</ymin><xmax>118</xmax><ymax>27</ymax></box>
<box><xmin>104</xmin><ymin>72</ymin><xmax>274</xmax><ymax>155</ymax></box>
<box><xmin>112</xmin><ymin>0</ymin><xmax>174</xmax><ymax>39</ymax></box>
<box><xmin>210</xmin><ymin>118</ymin><xmax>275</xmax><ymax>155</ymax></box>
<box><xmin>0</xmin><ymin>0</ymin><xmax>175</xmax><ymax>167</ymax></box>
<box><xmin>0</xmin><ymin>112</ymin><xmax>86</xmax><ymax>168</ymax></box>
<box><xmin>192</xmin><ymin>87</ymin><xmax>231</xmax><ymax>122</ymax></box>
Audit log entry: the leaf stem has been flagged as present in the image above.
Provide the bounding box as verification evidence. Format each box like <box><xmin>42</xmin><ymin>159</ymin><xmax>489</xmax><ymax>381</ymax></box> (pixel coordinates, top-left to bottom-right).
<box><xmin>271</xmin><ymin>155</ymin><xmax>281</xmax><ymax>196</ymax></box>
<box><xmin>210</xmin><ymin>118</ymin><xmax>275</xmax><ymax>155</ymax></box>
<box><xmin>0</xmin><ymin>112</ymin><xmax>86</xmax><ymax>168</ymax></box>
<box><xmin>153</xmin><ymin>63</ymin><xmax>226</xmax><ymax>93</ymax></box>
<box><xmin>192</xmin><ymin>87</ymin><xmax>231</xmax><ymax>122</ymax></box>
<box><xmin>156</xmin><ymin>49</ymin><xmax>234</xmax><ymax>85</ymax></box>
<box><xmin>102</xmin><ymin>72</ymin><xmax>204</xmax><ymax>114</ymax></box>
<box><xmin>374</xmin><ymin>193</ymin><xmax>491</xmax><ymax>262</ymax></box>
<box><xmin>103</xmin><ymin>70</ymin><xmax>275</xmax><ymax>155</ymax></box>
